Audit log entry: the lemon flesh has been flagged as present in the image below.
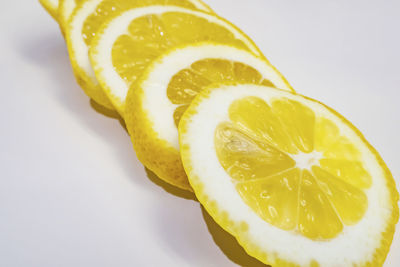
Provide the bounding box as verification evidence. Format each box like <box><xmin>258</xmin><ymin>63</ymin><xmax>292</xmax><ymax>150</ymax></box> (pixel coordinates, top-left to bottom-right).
<box><xmin>168</xmin><ymin>59</ymin><xmax>275</xmax><ymax>126</ymax></box>
<box><xmin>82</xmin><ymin>0</ymin><xmax>211</xmax><ymax>47</ymax></box>
<box><xmin>215</xmin><ymin>96</ymin><xmax>369</xmax><ymax>240</ymax></box>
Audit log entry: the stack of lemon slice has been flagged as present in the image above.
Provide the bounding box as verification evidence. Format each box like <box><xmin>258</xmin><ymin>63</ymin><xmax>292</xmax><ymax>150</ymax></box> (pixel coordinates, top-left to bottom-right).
<box><xmin>40</xmin><ymin>0</ymin><xmax>398</xmax><ymax>266</ymax></box>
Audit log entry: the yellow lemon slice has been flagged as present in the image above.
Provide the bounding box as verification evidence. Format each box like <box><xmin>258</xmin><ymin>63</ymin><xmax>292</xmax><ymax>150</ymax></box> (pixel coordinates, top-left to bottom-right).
<box><xmin>66</xmin><ymin>1</ymin><xmax>212</xmax><ymax>111</ymax></box>
<box><xmin>125</xmin><ymin>42</ymin><xmax>292</xmax><ymax>191</ymax></box>
<box><xmin>89</xmin><ymin>6</ymin><xmax>264</xmax><ymax>115</ymax></box>
<box><xmin>39</xmin><ymin>0</ymin><xmax>59</xmax><ymax>20</ymax></box>
<box><xmin>179</xmin><ymin>84</ymin><xmax>399</xmax><ymax>266</ymax></box>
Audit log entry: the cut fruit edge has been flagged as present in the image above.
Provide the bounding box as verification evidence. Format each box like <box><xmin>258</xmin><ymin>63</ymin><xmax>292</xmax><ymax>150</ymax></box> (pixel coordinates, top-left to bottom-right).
<box><xmin>179</xmin><ymin>84</ymin><xmax>399</xmax><ymax>266</ymax></box>
<box><xmin>89</xmin><ymin>5</ymin><xmax>267</xmax><ymax>115</ymax></box>
<box><xmin>125</xmin><ymin>42</ymin><xmax>293</xmax><ymax>191</ymax></box>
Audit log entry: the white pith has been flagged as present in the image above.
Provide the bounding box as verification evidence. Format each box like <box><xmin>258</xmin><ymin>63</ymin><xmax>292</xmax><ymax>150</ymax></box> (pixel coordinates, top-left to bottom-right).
<box><xmin>181</xmin><ymin>84</ymin><xmax>393</xmax><ymax>266</ymax></box>
<box><xmin>90</xmin><ymin>6</ymin><xmax>262</xmax><ymax>108</ymax></box>
<box><xmin>140</xmin><ymin>43</ymin><xmax>291</xmax><ymax>150</ymax></box>
<box><xmin>68</xmin><ymin>0</ymin><xmax>102</xmax><ymax>86</ymax></box>
<box><xmin>48</xmin><ymin>0</ymin><xmax>58</xmax><ymax>8</ymax></box>
<box><xmin>48</xmin><ymin>0</ymin><xmax>59</xmax><ymax>9</ymax></box>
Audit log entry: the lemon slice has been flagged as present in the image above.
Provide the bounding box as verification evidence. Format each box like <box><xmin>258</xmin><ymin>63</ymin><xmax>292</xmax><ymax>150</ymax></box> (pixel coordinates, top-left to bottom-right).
<box><xmin>39</xmin><ymin>0</ymin><xmax>59</xmax><ymax>20</ymax></box>
<box><xmin>67</xmin><ymin>1</ymin><xmax>212</xmax><ymax>111</ymax></box>
<box><xmin>89</xmin><ymin>6</ymin><xmax>264</xmax><ymax>115</ymax></box>
<box><xmin>125</xmin><ymin>43</ymin><xmax>292</xmax><ymax>191</ymax></box>
<box><xmin>179</xmin><ymin>84</ymin><xmax>399</xmax><ymax>266</ymax></box>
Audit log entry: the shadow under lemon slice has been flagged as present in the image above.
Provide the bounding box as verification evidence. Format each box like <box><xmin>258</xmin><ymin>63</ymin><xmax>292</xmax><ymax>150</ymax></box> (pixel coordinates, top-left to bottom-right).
<box><xmin>201</xmin><ymin>206</ymin><xmax>270</xmax><ymax>267</ymax></box>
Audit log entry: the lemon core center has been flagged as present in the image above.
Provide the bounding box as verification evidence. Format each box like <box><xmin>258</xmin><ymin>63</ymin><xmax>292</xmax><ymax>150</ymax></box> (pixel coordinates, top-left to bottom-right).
<box><xmin>292</xmin><ymin>151</ymin><xmax>322</xmax><ymax>170</ymax></box>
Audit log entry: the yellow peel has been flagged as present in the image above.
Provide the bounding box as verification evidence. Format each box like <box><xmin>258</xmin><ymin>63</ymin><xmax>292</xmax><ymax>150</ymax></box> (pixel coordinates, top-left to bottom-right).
<box><xmin>39</xmin><ymin>0</ymin><xmax>59</xmax><ymax>20</ymax></box>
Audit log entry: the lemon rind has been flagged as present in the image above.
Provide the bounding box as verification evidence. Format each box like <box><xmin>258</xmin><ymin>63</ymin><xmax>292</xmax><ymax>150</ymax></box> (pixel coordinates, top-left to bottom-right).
<box><xmin>89</xmin><ymin>5</ymin><xmax>266</xmax><ymax>115</ymax></box>
<box><xmin>58</xmin><ymin>0</ymin><xmax>76</xmax><ymax>32</ymax></box>
<box><xmin>39</xmin><ymin>0</ymin><xmax>59</xmax><ymax>20</ymax></box>
<box><xmin>66</xmin><ymin>0</ymin><xmax>116</xmax><ymax>110</ymax></box>
<box><xmin>128</xmin><ymin>82</ymin><xmax>192</xmax><ymax>191</ymax></box>
<box><xmin>179</xmin><ymin>84</ymin><xmax>399</xmax><ymax>266</ymax></box>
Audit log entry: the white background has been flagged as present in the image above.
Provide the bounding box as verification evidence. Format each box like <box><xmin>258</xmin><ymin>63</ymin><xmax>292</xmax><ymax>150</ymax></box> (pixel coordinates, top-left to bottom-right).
<box><xmin>0</xmin><ymin>0</ymin><xmax>399</xmax><ymax>266</ymax></box>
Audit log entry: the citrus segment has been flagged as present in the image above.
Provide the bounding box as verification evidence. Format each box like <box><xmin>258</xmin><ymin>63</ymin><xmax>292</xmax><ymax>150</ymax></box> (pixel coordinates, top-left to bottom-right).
<box><xmin>319</xmin><ymin>159</ymin><xmax>371</xmax><ymax>188</ymax></box>
<box><xmin>228</xmin><ymin>96</ymin><xmax>298</xmax><ymax>154</ymax></box>
<box><xmin>297</xmin><ymin>170</ymin><xmax>343</xmax><ymax>239</ymax></box>
<box><xmin>312</xmin><ymin>166</ymin><xmax>368</xmax><ymax>225</ymax></box>
<box><xmin>236</xmin><ymin>168</ymin><xmax>300</xmax><ymax>231</ymax></box>
<box><xmin>271</xmin><ymin>99</ymin><xmax>315</xmax><ymax>153</ymax></box>
<box><xmin>215</xmin><ymin>122</ymin><xmax>295</xmax><ymax>181</ymax></box>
